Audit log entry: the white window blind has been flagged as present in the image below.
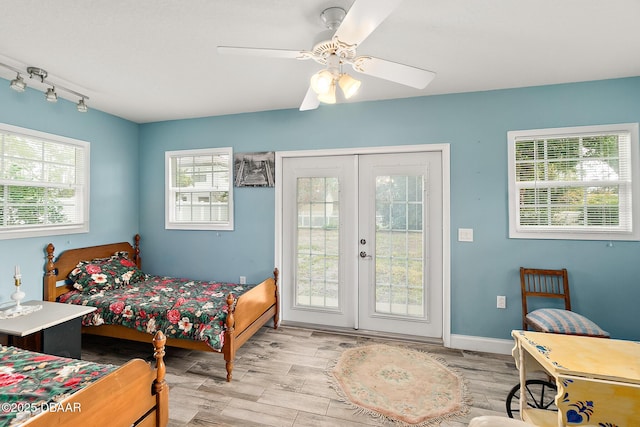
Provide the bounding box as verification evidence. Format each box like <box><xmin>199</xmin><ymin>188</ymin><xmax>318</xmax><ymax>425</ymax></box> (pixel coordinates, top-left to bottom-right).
<box><xmin>165</xmin><ymin>147</ymin><xmax>234</xmax><ymax>230</ymax></box>
<box><xmin>0</xmin><ymin>123</ymin><xmax>89</xmax><ymax>239</ymax></box>
<box><xmin>508</xmin><ymin>123</ymin><xmax>640</xmax><ymax>240</ymax></box>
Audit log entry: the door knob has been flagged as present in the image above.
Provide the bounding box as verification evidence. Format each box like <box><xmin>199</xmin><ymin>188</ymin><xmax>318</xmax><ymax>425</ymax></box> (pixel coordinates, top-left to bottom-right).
<box><xmin>359</xmin><ymin>251</ymin><xmax>371</xmax><ymax>259</ymax></box>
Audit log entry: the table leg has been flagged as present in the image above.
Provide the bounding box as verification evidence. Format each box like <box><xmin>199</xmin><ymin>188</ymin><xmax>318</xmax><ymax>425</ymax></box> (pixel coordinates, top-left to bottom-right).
<box><xmin>518</xmin><ymin>340</ymin><xmax>527</xmax><ymax>419</ymax></box>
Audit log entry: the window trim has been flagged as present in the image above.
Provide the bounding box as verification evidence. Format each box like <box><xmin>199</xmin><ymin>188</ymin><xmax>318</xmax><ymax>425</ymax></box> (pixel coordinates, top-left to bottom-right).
<box><xmin>507</xmin><ymin>123</ymin><xmax>640</xmax><ymax>241</ymax></box>
<box><xmin>165</xmin><ymin>147</ymin><xmax>234</xmax><ymax>231</ymax></box>
<box><xmin>0</xmin><ymin>123</ymin><xmax>90</xmax><ymax>240</ymax></box>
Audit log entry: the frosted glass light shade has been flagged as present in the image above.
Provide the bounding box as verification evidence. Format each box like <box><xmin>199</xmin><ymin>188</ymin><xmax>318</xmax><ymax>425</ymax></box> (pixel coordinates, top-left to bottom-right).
<box><xmin>338</xmin><ymin>73</ymin><xmax>361</xmax><ymax>99</ymax></box>
<box><xmin>317</xmin><ymin>82</ymin><xmax>336</xmax><ymax>104</ymax></box>
<box><xmin>310</xmin><ymin>70</ymin><xmax>335</xmax><ymax>95</ymax></box>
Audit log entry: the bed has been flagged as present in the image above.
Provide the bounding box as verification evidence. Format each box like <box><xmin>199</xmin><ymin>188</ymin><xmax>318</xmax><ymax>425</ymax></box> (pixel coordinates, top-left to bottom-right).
<box><xmin>1</xmin><ymin>330</ymin><xmax>168</xmax><ymax>427</ymax></box>
<box><xmin>43</xmin><ymin>234</ymin><xmax>279</xmax><ymax>382</ymax></box>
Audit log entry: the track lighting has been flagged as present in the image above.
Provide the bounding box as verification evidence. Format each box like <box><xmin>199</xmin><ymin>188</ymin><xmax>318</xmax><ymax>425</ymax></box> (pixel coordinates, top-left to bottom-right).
<box><xmin>9</xmin><ymin>73</ymin><xmax>26</xmax><ymax>92</ymax></box>
<box><xmin>1</xmin><ymin>62</ymin><xmax>89</xmax><ymax>113</ymax></box>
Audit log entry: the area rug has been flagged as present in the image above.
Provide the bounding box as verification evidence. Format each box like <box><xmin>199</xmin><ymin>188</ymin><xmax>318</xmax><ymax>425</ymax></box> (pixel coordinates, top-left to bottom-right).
<box><xmin>329</xmin><ymin>344</ymin><xmax>471</xmax><ymax>426</ymax></box>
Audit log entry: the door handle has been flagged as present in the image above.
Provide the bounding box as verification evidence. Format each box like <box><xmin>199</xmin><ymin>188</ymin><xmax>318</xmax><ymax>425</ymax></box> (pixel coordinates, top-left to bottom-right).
<box><xmin>359</xmin><ymin>251</ymin><xmax>372</xmax><ymax>259</ymax></box>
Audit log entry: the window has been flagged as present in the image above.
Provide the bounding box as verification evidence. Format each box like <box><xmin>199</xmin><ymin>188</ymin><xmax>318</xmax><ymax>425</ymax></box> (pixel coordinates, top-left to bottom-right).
<box><xmin>165</xmin><ymin>147</ymin><xmax>233</xmax><ymax>230</ymax></box>
<box><xmin>0</xmin><ymin>123</ymin><xmax>89</xmax><ymax>240</ymax></box>
<box><xmin>508</xmin><ymin>123</ymin><xmax>640</xmax><ymax>240</ymax></box>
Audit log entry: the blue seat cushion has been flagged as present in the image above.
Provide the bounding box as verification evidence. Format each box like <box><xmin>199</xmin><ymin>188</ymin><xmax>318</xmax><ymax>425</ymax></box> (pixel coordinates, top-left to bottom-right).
<box><xmin>526</xmin><ymin>308</ymin><xmax>610</xmax><ymax>337</ymax></box>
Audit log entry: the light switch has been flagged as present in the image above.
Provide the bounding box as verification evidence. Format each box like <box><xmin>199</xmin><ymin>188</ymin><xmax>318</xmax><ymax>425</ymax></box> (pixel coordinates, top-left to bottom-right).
<box><xmin>458</xmin><ymin>228</ymin><xmax>474</xmax><ymax>242</ymax></box>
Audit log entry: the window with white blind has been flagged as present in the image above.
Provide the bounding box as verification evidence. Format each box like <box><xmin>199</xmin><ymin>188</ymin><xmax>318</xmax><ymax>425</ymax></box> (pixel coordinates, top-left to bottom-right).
<box><xmin>508</xmin><ymin>123</ymin><xmax>640</xmax><ymax>240</ymax></box>
<box><xmin>0</xmin><ymin>123</ymin><xmax>89</xmax><ymax>240</ymax></box>
<box><xmin>165</xmin><ymin>147</ymin><xmax>234</xmax><ymax>230</ymax></box>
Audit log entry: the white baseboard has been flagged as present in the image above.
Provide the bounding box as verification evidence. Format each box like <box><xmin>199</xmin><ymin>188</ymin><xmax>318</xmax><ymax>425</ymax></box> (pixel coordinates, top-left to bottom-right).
<box><xmin>449</xmin><ymin>334</ymin><xmax>514</xmax><ymax>355</ymax></box>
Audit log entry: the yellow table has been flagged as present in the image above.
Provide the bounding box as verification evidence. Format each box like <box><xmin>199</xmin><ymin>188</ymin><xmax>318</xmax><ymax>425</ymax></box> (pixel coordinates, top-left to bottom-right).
<box><xmin>511</xmin><ymin>330</ymin><xmax>640</xmax><ymax>426</ymax></box>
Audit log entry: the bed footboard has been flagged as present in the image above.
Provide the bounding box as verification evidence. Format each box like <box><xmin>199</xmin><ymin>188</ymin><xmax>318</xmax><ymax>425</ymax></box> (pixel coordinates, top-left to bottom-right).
<box><xmin>223</xmin><ymin>268</ymin><xmax>279</xmax><ymax>382</ymax></box>
<box><xmin>23</xmin><ymin>331</ymin><xmax>168</xmax><ymax>427</ymax></box>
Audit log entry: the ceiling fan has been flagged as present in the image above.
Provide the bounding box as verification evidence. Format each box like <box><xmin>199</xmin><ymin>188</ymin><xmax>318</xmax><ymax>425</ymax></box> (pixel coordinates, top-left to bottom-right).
<box><xmin>217</xmin><ymin>0</ymin><xmax>436</xmax><ymax>111</ymax></box>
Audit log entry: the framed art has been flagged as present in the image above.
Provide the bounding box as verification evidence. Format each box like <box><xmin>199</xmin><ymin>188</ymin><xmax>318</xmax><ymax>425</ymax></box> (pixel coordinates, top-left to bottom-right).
<box><xmin>234</xmin><ymin>151</ymin><xmax>275</xmax><ymax>187</ymax></box>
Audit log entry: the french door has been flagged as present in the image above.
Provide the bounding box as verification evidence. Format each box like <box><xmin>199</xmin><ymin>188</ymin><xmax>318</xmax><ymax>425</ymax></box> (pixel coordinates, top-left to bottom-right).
<box><xmin>280</xmin><ymin>150</ymin><xmax>444</xmax><ymax>338</ymax></box>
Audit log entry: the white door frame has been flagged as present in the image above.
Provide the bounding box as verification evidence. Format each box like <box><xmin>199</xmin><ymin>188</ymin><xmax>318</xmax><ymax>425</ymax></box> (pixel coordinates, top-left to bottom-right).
<box><xmin>274</xmin><ymin>144</ymin><xmax>451</xmax><ymax>347</ymax></box>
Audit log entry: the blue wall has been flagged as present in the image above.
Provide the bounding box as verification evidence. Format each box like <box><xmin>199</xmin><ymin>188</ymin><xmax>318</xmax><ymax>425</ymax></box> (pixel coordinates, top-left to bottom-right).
<box><xmin>139</xmin><ymin>77</ymin><xmax>640</xmax><ymax>342</ymax></box>
<box><xmin>0</xmin><ymin>83</ymin><xmax>139</xmax><ymax>303</ymax></box>
<box><xmin>2</xmin><ymin>76</ymin><xmax>639</xmax><ymax>343</ymax></box>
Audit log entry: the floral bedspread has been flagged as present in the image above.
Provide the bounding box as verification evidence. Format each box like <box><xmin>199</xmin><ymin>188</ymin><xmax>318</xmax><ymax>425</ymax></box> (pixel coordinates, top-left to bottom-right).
<box><xmin>0</xmin><ymin>345</ymin><xmax>116</xmax><ymax>426</ymax></box>
<box><xmin>58</xmin><ymin>275</ymin><xmax>258</xmax><ymax>351</ymax></box>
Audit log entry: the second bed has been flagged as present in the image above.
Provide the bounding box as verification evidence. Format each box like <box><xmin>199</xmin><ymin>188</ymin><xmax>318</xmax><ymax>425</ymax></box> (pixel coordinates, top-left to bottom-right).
<box><xmin>44</xmin><ymin>235</ymin><xmax>279</xmax><ymax>382</ymax></box>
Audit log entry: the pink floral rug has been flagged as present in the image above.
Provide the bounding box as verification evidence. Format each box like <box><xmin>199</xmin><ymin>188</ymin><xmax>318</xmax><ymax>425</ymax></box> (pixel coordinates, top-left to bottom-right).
<box><xmin>330</xmin><ymin>344</ymin><xmax>470</xmax><ymax>426</ymax></box>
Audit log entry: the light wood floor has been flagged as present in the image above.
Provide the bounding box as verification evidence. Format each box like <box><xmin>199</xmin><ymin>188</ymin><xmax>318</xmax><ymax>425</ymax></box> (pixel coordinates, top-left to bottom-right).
<box><xmin>81</xmin><ymin>326</ymin><xmax>521</xmax><ymax>426</ymax></box>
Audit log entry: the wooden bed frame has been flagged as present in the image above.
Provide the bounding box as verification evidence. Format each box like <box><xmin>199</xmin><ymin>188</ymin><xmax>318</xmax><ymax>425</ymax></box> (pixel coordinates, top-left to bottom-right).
<box><xmin>23</xmin><ymin>330</ymin><xmax>168</xmax><ymax>426</ymax></box>
<box><xmin>44</xmin><ymin>234</ymin><xmax>279</xmax><ymax>382</ymax></box>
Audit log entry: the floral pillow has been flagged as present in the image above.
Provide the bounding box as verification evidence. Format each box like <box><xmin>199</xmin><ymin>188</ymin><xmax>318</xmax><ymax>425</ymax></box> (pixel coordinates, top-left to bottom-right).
<box><xmin>69</xmin><ymin>253</ymin><xmax>146</xmax><ymax>293</ymax></box>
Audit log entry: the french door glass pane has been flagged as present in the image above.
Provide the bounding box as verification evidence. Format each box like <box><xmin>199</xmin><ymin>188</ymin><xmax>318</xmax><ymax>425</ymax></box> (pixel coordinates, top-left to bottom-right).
<box><xmin>296</xmin><ymin>177</ymin><xmax>339</xmax><ymax>309</ymax></box>
<box><xmin>375</xmin><ymin>175</ymin><xmax>424</xmax><ymax>317</ymax></box>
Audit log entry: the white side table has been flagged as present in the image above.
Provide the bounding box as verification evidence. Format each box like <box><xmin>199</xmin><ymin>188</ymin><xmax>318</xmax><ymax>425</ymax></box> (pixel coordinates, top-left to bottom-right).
<box><xmin>0</xmin><ymin>300</ymin><xmax>96</xmax><ymax>358</ymax></box>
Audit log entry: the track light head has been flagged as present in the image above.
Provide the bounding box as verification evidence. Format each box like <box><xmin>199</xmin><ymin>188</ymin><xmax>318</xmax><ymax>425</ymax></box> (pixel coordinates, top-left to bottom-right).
<box><xmin>77</xmin><ymin>97</ymin><xmax>88</xmax><ymax>112</ymax></box>
<box><xmin>45</xmin><ymin>87</ymin><xmax>58</xmax><ymax>102</ymax></box>
<box><xmin>10</xmin><ymin>73</ymin><xmax>26</xmax><ymax>92</ymax></box>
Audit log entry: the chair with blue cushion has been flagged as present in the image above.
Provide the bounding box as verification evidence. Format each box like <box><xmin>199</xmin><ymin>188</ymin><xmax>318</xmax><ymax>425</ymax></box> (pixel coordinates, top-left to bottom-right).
<box><xmin>520</xmin><ymin>267</ymin><xmax>609</xmax><ymax>338</ymax></box>
<box><xmin>506</xmin><ymin>267</ymin><xmax>610</xmax><ymax>418</ymax></box>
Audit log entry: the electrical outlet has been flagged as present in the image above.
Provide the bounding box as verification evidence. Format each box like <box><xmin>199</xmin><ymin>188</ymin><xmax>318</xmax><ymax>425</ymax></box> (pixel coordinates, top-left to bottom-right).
<box><xmin>497</xmin><ymin>295</ymin><xmax>506</xmax><ymax>309</ymax></box>
<box><xmin>239</xmin><ymin>276</ymin><xmax>246</xmax><ymax>285</ymax></box>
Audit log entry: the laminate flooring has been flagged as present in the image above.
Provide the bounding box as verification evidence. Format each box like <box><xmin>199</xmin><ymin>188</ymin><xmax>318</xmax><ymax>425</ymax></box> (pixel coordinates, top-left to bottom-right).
<box><xmin>81</xmin><ymin>326</ymin><xmax>521</xmax><ymax>426</ymax></box>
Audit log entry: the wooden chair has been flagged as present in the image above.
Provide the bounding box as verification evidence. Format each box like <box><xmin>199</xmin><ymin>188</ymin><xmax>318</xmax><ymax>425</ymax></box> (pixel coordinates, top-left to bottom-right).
<box><xmin>520</xmin><ymin>267</ymin><xmax>609</xmax><ymax>338</ymax></box>
<box><xmin>506</xmin><ymin>268</ymin><xmax>609</xmax><ymax>418</ymax></box>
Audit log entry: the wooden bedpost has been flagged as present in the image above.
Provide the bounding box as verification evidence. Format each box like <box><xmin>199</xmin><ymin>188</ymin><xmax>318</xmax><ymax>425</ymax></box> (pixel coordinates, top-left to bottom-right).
<box><xmin>134</xmin><ymin>234</ymin><xmax>142</xmax><ymax>268</ymax></box>
<box><xmin>152</xmin><ymin>331</ymin><xmax>168</xmax><ymax>427</ymax></box>
<box><xmin>44</xmin><ymin>243</ymin><xmax>57</xmax><ymax>302</ymax></box>
<box><xmin>223</xmin><ymin>293</ymin><xmax>236</xmax><ymax>382</ymax></box>
<box><xmin>273</xmin><ymin>268</ymin><xmax>279</xmax><ymax>329</ymax></box>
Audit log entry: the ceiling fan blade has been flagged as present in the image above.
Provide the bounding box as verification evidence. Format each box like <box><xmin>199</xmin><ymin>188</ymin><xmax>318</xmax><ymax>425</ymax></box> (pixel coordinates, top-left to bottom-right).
<box><xmin>217</xmin><ymin>46</ymin><xmax>312</xmax><ymax>60</ymax></box>
<box><xmin>299</xmin><ymin>86</ymin><xmax>320</xmax><ymax>111</ymax></box>
<box><xmin>334</xmin><ymin>0</ymin><xmax>404</xmax><ymax>47</ymax></box>
<box><xmin>350</xmin><ymin>56</ymin><xmax>436</xmax><ymax>89</ymax></box>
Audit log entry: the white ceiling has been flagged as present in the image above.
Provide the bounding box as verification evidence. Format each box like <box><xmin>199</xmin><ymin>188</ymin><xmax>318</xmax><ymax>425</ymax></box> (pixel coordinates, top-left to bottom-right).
<box><xmin>1</xmin><ymin>0</ymin><xmax>639</xmax><ymax>124</ymax></box>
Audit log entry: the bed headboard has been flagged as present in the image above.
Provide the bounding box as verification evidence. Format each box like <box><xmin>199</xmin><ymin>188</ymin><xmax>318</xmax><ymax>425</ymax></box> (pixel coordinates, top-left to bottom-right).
<box><xmin>44</xmin><ymin>234</ymin><xmax>141</xmax><ymax>302</ymax></box>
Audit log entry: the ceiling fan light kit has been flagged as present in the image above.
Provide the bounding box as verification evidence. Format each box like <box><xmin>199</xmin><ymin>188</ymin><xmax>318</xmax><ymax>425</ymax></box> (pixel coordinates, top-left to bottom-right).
<box><xmin>1</xmin><ymin>62</ymin><xmax>90</xmax><ymax>113</ymax></box>
<box><xmin>217</xmin><ymin>0</ymin><xmax>436</xmax><ymax>111</ymax></box>
<box><xmin>309</xmin><ymin>52</ymin><xmax>361</xmax><ymax>102</ymax></box>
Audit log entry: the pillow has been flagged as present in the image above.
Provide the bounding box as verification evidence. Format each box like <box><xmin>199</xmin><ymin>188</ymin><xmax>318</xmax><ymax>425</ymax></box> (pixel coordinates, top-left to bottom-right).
<box><xmin>69</xmin><ymin>253</ymin><xmax>145</xmax><ymax>293</ymax></box>
<box><xmin>526</xmin><ymin>308</ymin><xmax>610</xmax><ymax>337</ymax></box>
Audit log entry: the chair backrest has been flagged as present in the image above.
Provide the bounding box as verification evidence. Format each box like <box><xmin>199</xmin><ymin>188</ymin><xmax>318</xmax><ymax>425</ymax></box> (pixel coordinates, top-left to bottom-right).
<box><xmin>520</xmin><ymin>267</ymin><xmax>571</xmax><ymax>330</ymax></box>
